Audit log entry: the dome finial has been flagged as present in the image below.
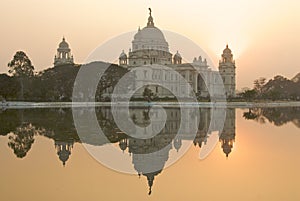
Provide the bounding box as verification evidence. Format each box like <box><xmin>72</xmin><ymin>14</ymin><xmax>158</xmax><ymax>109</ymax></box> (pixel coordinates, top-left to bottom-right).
<box><xmin>147</xmin><ymin>8</ymin><xmax>154</xmax><ymax>27</ymax></box>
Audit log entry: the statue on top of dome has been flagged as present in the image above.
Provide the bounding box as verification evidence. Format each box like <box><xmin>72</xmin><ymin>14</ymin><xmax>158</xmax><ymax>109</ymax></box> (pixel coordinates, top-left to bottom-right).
<box><xmin>147</xmin><ymin>8</ymin><xmax>154</xmax><ymax>27</ymax></box>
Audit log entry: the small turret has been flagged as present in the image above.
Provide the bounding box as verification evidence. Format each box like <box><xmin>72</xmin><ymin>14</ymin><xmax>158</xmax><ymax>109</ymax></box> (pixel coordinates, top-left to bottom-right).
<box><xmin>173</xmin><ymin>51</ymin><xmax>182</xmax><ymax>64</ymax></box>
<box><xmin>119</xmin><ymin>50</ymin><xmax>128</xmax><ymax>66</ymax></box>
<box><xmin>54</xmin><ymin>37</ymin><xmax>74</xmax><ymax>66</ymax></box>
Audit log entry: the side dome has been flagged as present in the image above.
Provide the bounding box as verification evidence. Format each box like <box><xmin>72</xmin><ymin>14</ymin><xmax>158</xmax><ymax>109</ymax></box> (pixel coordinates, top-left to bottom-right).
<box><xmin>119</xmin><ymin>139</ymin><xmax>128</xmax><ymax>152</ymax></box>
<box><xmin>223</xmin><ymin>44</ymin><xmax>232</xmax><ymax>54</ymax></box>
<box><xmin>119</xmin><ymin>50</ymin><xmax>127</xmax><ymax>59</ymax></box>
<box><xmin>174</xmin><ymin>51</ymin><xmax>182</xmax><ymax>59</ymax></box>
<box><xmin>221</xmin><ymin>44</ymin><xmax>234</xmax><ymax>63</ymax></box>
<box><xmin>59</xmin><ymin>37</ymin><xmax>70</xmax><ymax>49</ymax></box>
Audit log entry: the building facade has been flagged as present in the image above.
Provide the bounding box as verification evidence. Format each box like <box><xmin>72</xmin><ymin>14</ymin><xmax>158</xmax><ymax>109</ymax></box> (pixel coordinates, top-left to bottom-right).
<box><xmin>118</xmin><ymin>9</ymin><xmax>236</xmax><ymax>99</ymax></box>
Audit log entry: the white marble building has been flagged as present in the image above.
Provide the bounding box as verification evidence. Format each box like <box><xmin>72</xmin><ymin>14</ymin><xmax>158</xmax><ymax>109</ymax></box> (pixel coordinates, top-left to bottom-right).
<box><xmin>119</xmin><ymin>9</ymin><xmax>236</xmax><ymax>99</ymax></box>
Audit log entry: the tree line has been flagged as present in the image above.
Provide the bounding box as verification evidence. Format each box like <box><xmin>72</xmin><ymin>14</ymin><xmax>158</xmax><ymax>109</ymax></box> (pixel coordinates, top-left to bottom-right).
<box><xmin>1</xmin><ymin>51</ymin><xmax>299</xmax><ymax>102</ymax></box>
<box><xmin>238</xmin><ymin>75</ymin><xmax>300</xmax><ymax>101</ymax></box>
<box><xmin>0</xmin><ymin>51</ymin><xmax>128</xmax><ymax>102</ymax></box>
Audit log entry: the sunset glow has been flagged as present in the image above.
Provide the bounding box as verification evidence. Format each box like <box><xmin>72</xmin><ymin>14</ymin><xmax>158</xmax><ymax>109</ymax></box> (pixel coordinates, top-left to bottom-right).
<box><xmin>0</xmin><ymin>0</ymin><xmax>299</xmax><ymax>89</ymax></box>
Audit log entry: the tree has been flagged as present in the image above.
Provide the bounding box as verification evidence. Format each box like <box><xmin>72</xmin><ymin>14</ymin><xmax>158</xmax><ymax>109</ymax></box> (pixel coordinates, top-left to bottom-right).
<box><xmin>268</xmin><ymin>90</ymin><xmax>281</xmax><ymax>101</ymax></box>
<box><xmin>0</xmin><ymin>74</ymin><xmax>19</xmax><ymax>100</ymax></box>
<box><xmin>143</xmin><ymin>86</ymin><xmax>155</xmax><ymax>102</ymax></box>
<box><xmin>8</xmin><ymin>51</ymin><xmax>35</xmax><ymax>100</ymax></box>
<box><xmin>241</xmin><ymin>89</ymin><xmax>257</xmax><ymax>101</ymax></box>
<box><xmin>253</xmin><ymin>77</ymin><xmax>266</xmax><ymax>97</ymax></box>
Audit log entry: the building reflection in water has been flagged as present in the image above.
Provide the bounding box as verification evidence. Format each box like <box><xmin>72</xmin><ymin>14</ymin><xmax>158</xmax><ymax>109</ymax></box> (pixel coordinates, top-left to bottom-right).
<box><xmin>1</xmin><ymin>107</ymin><xmax>299</xmax><ymax>194</ymax></box>
<box><xmin>118</xmin><ymin>136</ymin><xmax>166</xmax><ymax>194</ymax></box>
<box><xmin>95</xmin><ymin>107</ymin><xmax>236</xmax><ymax>194</ymax></box>
<box><xmin>55</xmin><ymin>140</ymin><xmax>74</xmax><ymax>166</ymax></box>
<box><xmin>0</xmin><ymin>107</ymin><xmax>236</xmax><ymax>194</ymax></box>
<box><xmin>220</xmin><ymin>109</ymin><xmax>236</xmax><ymax>158</ymax></box>
<box><xmin>11</xmin><ymin>107</ymin><xmax>300</xmax><ymax>193</ymax></box>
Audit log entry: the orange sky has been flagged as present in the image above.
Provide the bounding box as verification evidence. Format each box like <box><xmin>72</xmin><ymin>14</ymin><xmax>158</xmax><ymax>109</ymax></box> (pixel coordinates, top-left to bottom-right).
<box><xmin>0</xmin><ymin>0</ymin><xmax>299</xmax><ymax>89</ymax></box>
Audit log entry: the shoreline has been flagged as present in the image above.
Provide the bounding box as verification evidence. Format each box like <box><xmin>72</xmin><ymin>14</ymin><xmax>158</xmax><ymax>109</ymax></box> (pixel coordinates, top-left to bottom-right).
<box><xmin>1</xmin><ymin>101</ymin><xmax>300</xmax><ymax>109</ymax></box>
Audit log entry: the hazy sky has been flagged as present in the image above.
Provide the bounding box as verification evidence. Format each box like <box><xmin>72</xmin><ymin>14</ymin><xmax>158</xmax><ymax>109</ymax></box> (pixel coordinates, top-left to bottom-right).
<box><xmin>0</xmin><ymin>0</ymin><xmax>299</xmax><ymax>89</ymax></box>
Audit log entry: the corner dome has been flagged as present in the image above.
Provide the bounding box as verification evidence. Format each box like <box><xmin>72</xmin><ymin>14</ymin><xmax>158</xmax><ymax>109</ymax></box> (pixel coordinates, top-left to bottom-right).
<box><xmin>119</xmin><ymin>50</ymin><xmax>127</xmax><ymax>59</ymax></box>
<box><xmin>223</xmin><ymin>44</ymin><xmax>232</xmax><ymax>54</ymax></box>
<box><xmin>119</xmin><ymin>139</ymin><xmax>127</xmax><ymax>151</ymax></box>
<box><xmin>174</xmin><ymin>51</ymin><xmax>182</xmax><ymax>58</ymax></box>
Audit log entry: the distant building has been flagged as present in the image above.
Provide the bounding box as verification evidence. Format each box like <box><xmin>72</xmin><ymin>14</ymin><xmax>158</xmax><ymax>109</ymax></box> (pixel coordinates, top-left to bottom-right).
<box><xmin>118</xmin><ymin>9</ymin><xmax>236</xmax><ymax>98</ymax></box>
<box><xmin>54</xmin><ymin>37</ymin><xmax>74</xmax><ymax>66</ymax></box>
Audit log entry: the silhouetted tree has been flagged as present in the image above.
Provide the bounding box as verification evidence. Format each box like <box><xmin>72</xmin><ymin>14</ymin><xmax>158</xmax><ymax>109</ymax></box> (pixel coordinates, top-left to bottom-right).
<box><xmin>0</xmin><ymin>74</ymin><xmax>18</xmax><ymax>100</ymax></box>
<box><xmin>240</xmin><ymin>89</ymin><xmax>257</xmax><ymax>101</ymax></box>
<box><xmin>253</xmin><ymin>77</ymin><xmax>266</xmax><ymax>98</ymax></box>
<box><xmin>8</xmin><ymin>51</ymin><xmax>34</xmax><ymax>100</ymax></box>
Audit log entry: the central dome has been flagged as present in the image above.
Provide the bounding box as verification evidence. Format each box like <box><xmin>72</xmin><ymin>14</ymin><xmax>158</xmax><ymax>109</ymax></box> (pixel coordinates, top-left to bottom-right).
<box><xmin>134</xmin><ymin>27</ymin><xmax>166</xmax><ymax>41</ymax></box>
<box><xmin>132</xmin><ymin>9</ymin><xmax>169</xmax><ymax>52</ymax></box>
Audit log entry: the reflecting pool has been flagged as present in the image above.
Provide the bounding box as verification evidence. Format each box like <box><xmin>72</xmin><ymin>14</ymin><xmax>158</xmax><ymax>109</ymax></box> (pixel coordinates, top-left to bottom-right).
<box><xmin>0</xmin><ymin>107</ymin><xmax>300</xmax><ymax>200</ymax></box>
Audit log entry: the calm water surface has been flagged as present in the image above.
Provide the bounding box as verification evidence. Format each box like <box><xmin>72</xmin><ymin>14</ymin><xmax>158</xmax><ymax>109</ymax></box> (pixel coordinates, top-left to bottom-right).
<box><xmin>0</xmin><ymin>107</ymin><xmax>300</xmax><ymax>201</ymax></box>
